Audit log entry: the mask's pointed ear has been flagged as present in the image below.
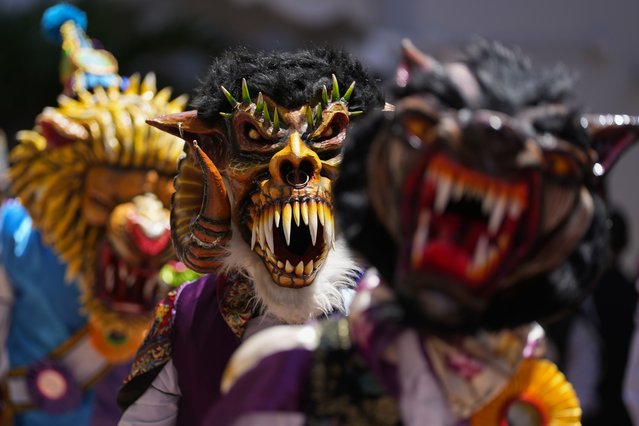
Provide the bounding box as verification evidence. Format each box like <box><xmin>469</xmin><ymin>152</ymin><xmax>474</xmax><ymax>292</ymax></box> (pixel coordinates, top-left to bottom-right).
<box><xmin>396</xmin><ymin>39</ymin><xmax>444</xmax><ymax>88</ymax></box>
<box><xmin>584</xmin><ymin>114</ymin><xmax>639</xmax><ymax>176</ymax></box>
<box><xmin>146</xmin><ymin>110</ymin><xmax>220</xmax><ymax>141</ymax></box>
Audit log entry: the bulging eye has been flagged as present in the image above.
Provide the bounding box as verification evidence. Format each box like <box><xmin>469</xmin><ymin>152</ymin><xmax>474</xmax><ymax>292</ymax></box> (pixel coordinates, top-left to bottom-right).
<box><xmin>402</xmin><ymin>114</ymin><xmax>437</xmax><ymax>149</ymax></box>
<box><xmin>246</xmin><ymin>126</ymin><xmax>261</xmax><ymax>141</ymax></box>
<box><xmin>319</xmin><ymin>126</ymin><xmax>334</xmax><ymax>139</ymax></box>
<box><xmin>312</xmin><ymin>113</ymin><xmax>348</xmax><ymax>143</ymax></box>
<box><xmin>545</xmin><ymin>153</ymin><xmax>578</xmax><ymax>177</ymax></box>
<box><xmin>242</xmin><ymin>123</ymin><xmax>271</xmax><ymax>145</ymax></box>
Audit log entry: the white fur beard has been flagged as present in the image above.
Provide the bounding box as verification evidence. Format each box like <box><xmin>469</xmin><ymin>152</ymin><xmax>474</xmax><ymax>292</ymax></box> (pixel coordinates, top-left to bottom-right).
<box><xmin>218</xmin><ymin>225</ymin><xmax>361</xmax><ymax>324</ymax></box>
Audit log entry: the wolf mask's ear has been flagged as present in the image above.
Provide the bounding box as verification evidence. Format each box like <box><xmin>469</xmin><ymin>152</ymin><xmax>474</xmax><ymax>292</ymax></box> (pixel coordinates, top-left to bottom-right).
<box><xmin>583</xmin><ymin>114</ymin><xmax>639</xmax><ymax>176</ymax></box>
<box><xmin>395</xmin><ymin>39</ymin><xmax>444</xmax><ymax>88</ymax></box>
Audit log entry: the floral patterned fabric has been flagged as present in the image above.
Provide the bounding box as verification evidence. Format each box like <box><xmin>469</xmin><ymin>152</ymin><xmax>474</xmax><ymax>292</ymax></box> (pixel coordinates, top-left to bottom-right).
<box><xmin>125</xmin><ymin>289</ymin><xmax>178</xmax><ymax>383</ymax></box>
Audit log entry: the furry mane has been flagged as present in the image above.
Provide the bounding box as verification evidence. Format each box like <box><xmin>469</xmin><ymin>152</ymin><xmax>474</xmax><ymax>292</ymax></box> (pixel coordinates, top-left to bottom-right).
<box><xmin>464</xmin><ymin>40</ymin><xmax>576</xmax><ymax>114</ymax></box>
<box><xmin>219</xmin><ymin>225</ymin><xmax>360</xmax><ymax>324</ymax></box>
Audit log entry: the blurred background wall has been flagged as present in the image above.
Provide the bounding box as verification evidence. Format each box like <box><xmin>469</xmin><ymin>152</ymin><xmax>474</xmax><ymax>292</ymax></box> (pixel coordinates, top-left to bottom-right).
<box><xmin>1</xmin><ymin>0</ymin><xmax>638</xmax><ymax>273</ymax></box>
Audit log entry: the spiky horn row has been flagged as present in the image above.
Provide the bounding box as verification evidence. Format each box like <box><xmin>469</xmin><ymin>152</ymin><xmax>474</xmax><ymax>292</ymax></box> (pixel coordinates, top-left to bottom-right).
<box><xmin>219</xmin><ymin>75</ymin><xmax>362</xmax><ymax>123</ymax></box>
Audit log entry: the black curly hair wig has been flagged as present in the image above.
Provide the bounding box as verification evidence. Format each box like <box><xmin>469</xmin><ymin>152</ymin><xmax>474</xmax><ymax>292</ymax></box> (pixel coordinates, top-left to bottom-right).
<box><xmin>191</xmin><ymin>47</ymin><xmax>385</xmax><ymax>125</ymax></box>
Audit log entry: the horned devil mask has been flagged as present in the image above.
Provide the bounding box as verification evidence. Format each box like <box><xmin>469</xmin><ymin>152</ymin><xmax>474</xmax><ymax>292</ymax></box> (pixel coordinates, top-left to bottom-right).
<box><xmin>148</xmin><ymin>48</ymin><xmax>384</xmax><ymax>322</ymax></box>
<box><xmin>335</xmin><ymin>40</ymin><xmax>639</xmax><ymax>334</ymax></box>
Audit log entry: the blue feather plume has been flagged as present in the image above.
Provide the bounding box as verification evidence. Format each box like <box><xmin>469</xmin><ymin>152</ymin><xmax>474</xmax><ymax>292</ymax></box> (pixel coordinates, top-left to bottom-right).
<box><xmin>41</xmin><ymin>3</ymin><xmax>87</xmax><ymax>44</ymax></box>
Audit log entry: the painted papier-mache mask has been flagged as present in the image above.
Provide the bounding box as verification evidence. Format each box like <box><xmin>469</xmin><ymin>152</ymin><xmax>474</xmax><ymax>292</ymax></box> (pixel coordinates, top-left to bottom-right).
<box><xmin>148</xmin><ymin>48</ymin><xmax>384</xmax><ymax>322</ymax></box>
<box><xmin>10</xmin><ymin>7</ymin><xmax>187</xmax><ymax>361</ymax></box>
<box><xmin>336</xmin><ymin>39</ymin><xmax>639</xmax><ymax>335</ymax></box>
<box><xmin>211</xmin><ymin>40</ymin><xmax>639</xmax><ymax>425</ymax></box>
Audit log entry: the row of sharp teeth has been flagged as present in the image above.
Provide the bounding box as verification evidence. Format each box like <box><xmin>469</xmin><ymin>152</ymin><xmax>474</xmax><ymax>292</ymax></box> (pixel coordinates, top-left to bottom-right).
<box><xmin>425</xmin><ymin>167</ymin><xmax>525</xmax><ymax>235</ymax></box>
<box><xmin>104</xmin><ymin>263</ymin><xmax>158</xmax><ymax>300</ymax></box>
<box><xmin>411</xmin><ymin>209</ymin><xmax>509</xmax><ymax>275</ymax></box>
<box><xmin>261</xmin><ymin>246</ymin><xmax>318</xmax><ymax>277</ymax></box>
<box><xmin>466</xmin><ymin>234</ymin><xmax>505</xmax><ymax>276</ymax></box>
<box><xmin>251</xmin><ymin>199</ymin><xmax>335</xmax><ymax>253</ymax></box>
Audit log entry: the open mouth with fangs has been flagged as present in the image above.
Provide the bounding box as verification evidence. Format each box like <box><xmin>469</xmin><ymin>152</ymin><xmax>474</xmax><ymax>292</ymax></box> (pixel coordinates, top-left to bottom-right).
<box><xmin>250</xmin><ymin>196</ymin><xmax>335</xmax><ymax>288</ymax></box>
<box><xmin>94</xmin><ymin>241</ymin><xmax>162</xmax><ymax>315</ymax></box>
<box><xmin>401</xmin><ymin>153</ymin><xmax>538</xmax><ymax>289</ymax></box>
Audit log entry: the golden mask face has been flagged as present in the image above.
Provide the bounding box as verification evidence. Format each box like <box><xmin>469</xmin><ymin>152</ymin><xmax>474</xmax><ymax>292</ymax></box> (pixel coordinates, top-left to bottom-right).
<box><xmin>83</xmin><ymin>167</ymin><xmax>174</xmax><ymax>226</ymax></box>
<box><xmin>164</xmin><ymin>77</ymin><xmax>363</xmax><ymax>289</ymax></box>
<box><xmin>230</xmin><ymin>98</ymin><xmax>349</xmax><ymax>288</ymax></box>
<box><xmin>10</xmin><ymin>74</ymin><xmax>187</xmax><ymax>354</ymax></box>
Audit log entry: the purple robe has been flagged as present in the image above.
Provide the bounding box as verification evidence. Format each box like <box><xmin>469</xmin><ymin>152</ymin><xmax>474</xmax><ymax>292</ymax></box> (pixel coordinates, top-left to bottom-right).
<box><xmin>173</xmin><ymin>275</ymin><xmax>242</xmax><ymax>425</ymax></box>
<box><xmin>118</xmin><ymin>274</ymin><xmax>245</xmax><ymax>425</ymax></box>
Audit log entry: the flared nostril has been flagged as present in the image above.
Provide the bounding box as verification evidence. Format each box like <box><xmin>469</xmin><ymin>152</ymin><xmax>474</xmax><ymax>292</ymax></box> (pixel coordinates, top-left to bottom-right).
<box><xmin>286</xmin><ymin>170</ymin><xmax>310</xmax><ymax>188</ymax></box>
<box><xmin>280</xmin><ymin>159</ymin><xmax>315</xmax><ymax>188</ymax></box>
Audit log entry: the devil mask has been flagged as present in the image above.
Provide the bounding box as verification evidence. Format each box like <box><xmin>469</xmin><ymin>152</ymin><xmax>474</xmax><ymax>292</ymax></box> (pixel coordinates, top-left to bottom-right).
<box><xmin>148</xmin><ymin>48</ymin><xmax>384</xmax><ymax>322</ymax></box>
<box><xmin>9</xmin><ymin>4</ymin><xmax>188</xmax><ymax>360</ymax></box>
<box><xmin>335</xmin><ymin>40</ymin><xmax>639</xmax><ymax>334</ymax></box>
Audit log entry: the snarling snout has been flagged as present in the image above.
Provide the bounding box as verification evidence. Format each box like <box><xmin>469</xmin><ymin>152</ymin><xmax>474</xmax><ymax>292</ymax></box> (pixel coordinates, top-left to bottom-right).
<box><xmin>95</xmin><ymin>193</ymin><xmax>173</xmax><ymax>316</ymax></box>
<box><xmin>249</xmin><ymin>182</ymin><xmax>335</xmax><ymax>287</ymax></box>
<box><xmin>402</xmin><ymin>151</ymin><xmax>535</xmax><ymax>288</ymax></box>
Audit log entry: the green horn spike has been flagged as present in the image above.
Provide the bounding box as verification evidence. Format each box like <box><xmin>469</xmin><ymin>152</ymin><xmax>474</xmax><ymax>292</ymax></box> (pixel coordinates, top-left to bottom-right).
<box><xmin>220</xmin><ymin>112</ymin><xmax>233</xmax><ymax>119</ymax></box>
<box><xmin>262</xmin><ymin>104</ymin><xmax>271</xmax><ymax>125</ymax></box>
<box><xmin>348</xmin><ymin>110</ymin><xmax>364</xmax><ymax>117</ymax></box>
<box><xmin>241</xmin><ymin>78</ymin><xmax>251</xmax><ymax>103</ymax></box>
<box><xmin>221</xmin><ymin>86</ymin><xmax>239</xmax><ymax>108</ymax></box>
<box><xmin>315</xmin><ymin>103</ymin><xmax>323</xmax><ymax>122</ymax></box>
<box><xmin>272</xmin><ymin>107</ymin><xmax>280</xmax><ymax>132</ymax></box>
<box><xmin>331</xmin><ymin>74</ymin><xmax>340</xmax><ymax>102</ymax></box>
<box><xmin>321</xmin><ymin>85</ymin><xmax>329</xmax><ymax>107</ymax></box>
<box><xmin>255</xmin><ymin>92</ymin><xmax>265</xmax><ymax>115</ymax></box>
<box><xmin>341</xmin><ymin>81</ymin><xmax>356</xmax><ymax>103</ymax></box>
<box><xmin>306</xmin><ymin>105</ymin><xmax>315</xmax><ymax>129</ymax></box>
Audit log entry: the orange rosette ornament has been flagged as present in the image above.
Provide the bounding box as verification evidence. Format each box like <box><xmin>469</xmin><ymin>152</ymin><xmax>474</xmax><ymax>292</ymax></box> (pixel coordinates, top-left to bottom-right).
<box><xmin>87</xmin><ymin>317</ymin><xmax>147</xmax><ymax>364</ymax></box>
<box><xmin>471</xmin><ymin>359</ymin><xmax>581</xmax><ymax>426</ymax></box>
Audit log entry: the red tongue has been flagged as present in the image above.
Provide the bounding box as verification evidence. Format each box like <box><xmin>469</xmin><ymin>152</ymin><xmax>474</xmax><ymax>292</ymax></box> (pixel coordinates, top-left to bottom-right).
<box><xmin>130</xmin><ymin>223</ymin><xmax>171</xmax><ymax>256</ymax></box>
<box><xmin>430</xmin><ymin>215</ymin><xmax>487</xmax><ymax>254</ymax></box>
<box><xmin>97</xmin><ymin>243</ymin><xmax>159</xmax><ymax>313</ymax></box>
<box><xmin>420</xmin><ymin>216</ymin><xmax>487</xmax><ymax>287</ymax></box>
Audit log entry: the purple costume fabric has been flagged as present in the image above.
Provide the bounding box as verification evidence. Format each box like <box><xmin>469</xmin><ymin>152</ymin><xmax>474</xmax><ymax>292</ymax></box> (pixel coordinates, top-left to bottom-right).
<box><xmin>203</xmin><ymin>314</ymin><xmax>403</xmax><ymax>425</ymax></box>
<box><xmin>204</xmin><ymin>349</ymin><xmax>315</xmax><ymax>425</ymax></box>
<box><xmin>173</xmin><ymin>275</ymin><xmax>242</xmax><ymax>425</ymax></box>
<box><xmin>91</xmin><ymin>364</ymin><xmax>131</xmax><ymax>426</ymax></box>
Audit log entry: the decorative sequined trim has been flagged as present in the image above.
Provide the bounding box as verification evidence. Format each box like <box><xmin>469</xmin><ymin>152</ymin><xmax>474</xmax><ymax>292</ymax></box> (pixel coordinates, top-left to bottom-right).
<box><xmin>218</xmin><ymin>277</ymin><xmax>254</xmax><ymax>338</ymax></box>
<box><xmin>125</xmin><ymin>289</ymin><xmax>177</xmax><ymax>382</ymax></box>
<box><xmin>305</xmin><ymin>319</ymin><xmax>402</xmax><ymax>426</ymax></box>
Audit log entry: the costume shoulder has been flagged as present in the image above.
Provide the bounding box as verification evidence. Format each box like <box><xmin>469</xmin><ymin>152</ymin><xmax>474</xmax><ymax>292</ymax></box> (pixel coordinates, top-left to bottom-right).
<box><xmin>221</xmin><ymin>323</ymin><xmax>321</xmax><ymax>393</ymax></box>
<box><xmin>117</xmin><ymin>286</ymin><xmax>179</xmax><ymax>410</ymax></box>
<box><xmin>117</xmin><ymin>275</ymin><xmax>219</xmax><ymax>409</ymax></box>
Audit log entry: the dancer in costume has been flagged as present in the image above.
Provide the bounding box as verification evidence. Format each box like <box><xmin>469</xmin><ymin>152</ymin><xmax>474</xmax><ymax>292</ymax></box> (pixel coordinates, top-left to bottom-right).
<box><xmin>0</xmin><ymin>5</ymin><xmax>187</xmax><ymax>425</ymax></box>
<box><xmin>117</xmin><ymin>47</ymin><xmax>384</xmax><ymax>425</ymax></box>
<box><xmin>207</xmin><ymin>40</ymin><xmax>639</xmax><ymax>425</ymax></box>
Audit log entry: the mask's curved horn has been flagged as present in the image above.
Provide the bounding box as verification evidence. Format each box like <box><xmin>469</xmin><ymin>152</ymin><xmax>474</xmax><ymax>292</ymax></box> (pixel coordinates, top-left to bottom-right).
<box><xmin>396</xmin><ymin>39</ymin><xmax>444</xmax><ymax>88</ymax></box>
<box><xmin>582</xmin><ymin>114</ymin><xmax>639</xmax><ymax>176</ymax></box>
<box><xmin>147</xmin><ymin>111</ymin><xmax>232</xmax><ymax>272</ymax></box>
